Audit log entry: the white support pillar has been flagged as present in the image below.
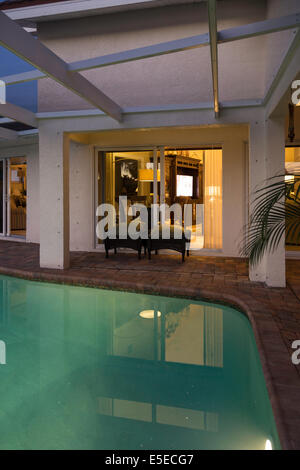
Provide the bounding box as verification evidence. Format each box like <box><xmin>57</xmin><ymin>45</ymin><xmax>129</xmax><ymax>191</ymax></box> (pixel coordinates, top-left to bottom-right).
<box><xmin>249</xmin><ymin>117</ymin><xmax>286</xmax><ymax>287</ymax></box>
<box><xmin>39</xmin><ymin>125</ymin><xmax>70</xmax><ymax>269</ymax></box>
<box><xmin>265</xmin><ymin>116</ymin><xmax>286</xmax><ymax>287</ymax></box>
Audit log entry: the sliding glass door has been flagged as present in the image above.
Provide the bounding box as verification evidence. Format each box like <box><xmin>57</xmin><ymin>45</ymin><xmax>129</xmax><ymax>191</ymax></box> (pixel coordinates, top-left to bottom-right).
<box><xmin>96</xmin><ymin>149</ymin><xmax>158</xmax><ymax>244</ymax></box>
<box><xmin>95</xmin><ymin>147</ymin><xmax>223</xmax><ymax>250</ymax></box>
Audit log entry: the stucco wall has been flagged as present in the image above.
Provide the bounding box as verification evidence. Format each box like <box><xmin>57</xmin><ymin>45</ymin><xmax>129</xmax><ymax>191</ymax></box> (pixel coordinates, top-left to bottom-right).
<box><xmin>27</xmin><ymin>144</ymin><xmax>40</xmax><ymax>243</ymax></box>
<box><xmin>69</xmin><ymin>140</ymin><xmax>94</xmax><ymax>251</ymax></box>
<box><xmin>37</xmin><ymin>0</ymin><xmax>270</xmax><ymax>111</ymax></box>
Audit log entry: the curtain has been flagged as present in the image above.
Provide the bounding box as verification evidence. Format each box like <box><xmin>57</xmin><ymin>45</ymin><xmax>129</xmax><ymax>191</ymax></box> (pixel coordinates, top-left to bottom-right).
<box><xmin>204</xmin><ymin>149</ymin><xmax>222</xmax><ymax>249</ymax></box>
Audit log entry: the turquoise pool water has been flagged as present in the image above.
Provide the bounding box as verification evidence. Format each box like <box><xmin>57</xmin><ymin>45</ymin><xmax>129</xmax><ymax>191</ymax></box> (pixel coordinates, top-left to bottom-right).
<box><xmin>0</xmin><ymin>275</ymin><xmax>279</xmax><ymax>450</ymax></box>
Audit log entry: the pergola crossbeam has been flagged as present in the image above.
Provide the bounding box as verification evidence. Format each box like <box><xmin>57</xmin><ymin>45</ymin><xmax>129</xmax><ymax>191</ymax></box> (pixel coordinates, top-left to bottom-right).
<box><xmin>0</xmin><ymin>11</ymin><xmax>122</xmax><ymax>122</ymax></box>
<box><xmin>219</xmin><ymin>12</ymin><xmax>300</xmax><ymax>43</ymax></box>
<box><xmin>1</xmin><ymin>12</ymin><xmax>299</xmax><ymax>87</ymax></box>
<box><xmin>2</xmin><ymin>33</ymin><xmax>210</xmax><ymax>85</ymax></box>
<box><xmin>2</xmin><ymin>70</ymin><xmax>46</xmax><ymax>85</ymax></box>
<box><xmin>207</xmin><ymin>0</ymin><xmax>219</xmax><ymax>117</ymax></box>
<box><xmin>0</xmin><ymin>102</ymin><xmax>37</xmax><ymax>127</ymax></box>
<box><xmin>0</xmin><ymin>126</ymin><xmax>18</xmax><ymax>140</ymax></box>
<box><xmin>0</xmin><ymin>13</ymin><xmax>300</xmax><ymax>90</ymax></box>
<box><xmin>69</xmin><ymin>33</ymin><xmax>210</xmax><ymax>72</ymax></box>
<box><xmin>263</xmin><ymin>29</ymin><xmax>300</xmax><ymax>107</ymax></box>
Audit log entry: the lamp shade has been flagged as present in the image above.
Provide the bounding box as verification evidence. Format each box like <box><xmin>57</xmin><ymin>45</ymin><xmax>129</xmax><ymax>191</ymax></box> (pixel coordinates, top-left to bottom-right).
<box><xmin>138</xmin><ymin>169</ymin><xmax>160</xmax><ymax>182</ymax></box>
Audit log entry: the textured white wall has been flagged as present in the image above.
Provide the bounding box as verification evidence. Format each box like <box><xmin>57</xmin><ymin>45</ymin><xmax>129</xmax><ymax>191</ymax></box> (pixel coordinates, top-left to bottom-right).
<box><xmin>27</xmin><ymin>145</ymin><xmax>40</xmax><ymax>244</ymax></box>
<box><xmin>69</xmin><ymin>140</ymin><xmax>94</xmax><ymax>251</ymax></box>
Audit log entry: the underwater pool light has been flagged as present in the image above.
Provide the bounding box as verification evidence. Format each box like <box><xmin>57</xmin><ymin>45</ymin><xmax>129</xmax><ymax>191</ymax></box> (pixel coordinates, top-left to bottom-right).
<box><xmin>139</xmin><ymin>310</ymin><xmax>161</xmax><ymax>319</ymax></box>
<box><xmin>264</xmin><ymin>439</ymin><xmax>272</xmax><ymax>450</ymax></box>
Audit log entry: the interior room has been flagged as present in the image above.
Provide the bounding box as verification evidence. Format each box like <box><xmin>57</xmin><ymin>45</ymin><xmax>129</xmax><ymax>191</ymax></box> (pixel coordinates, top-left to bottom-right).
<box><xmin>96</xmin><ymin>147</ymin><xmax>222</xmax><ymax>251</ymax></box>
<box><xmin>9</xmin><ymin>158</ymin><xmax>27</xmax><ymax>238</ymax></box>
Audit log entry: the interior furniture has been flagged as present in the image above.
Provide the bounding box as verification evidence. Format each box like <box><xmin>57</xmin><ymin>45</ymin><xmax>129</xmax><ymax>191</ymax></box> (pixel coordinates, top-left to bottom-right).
<box><xmin>165</xmin><ymin>154</ymin><xmax>203</xmax><ymax>224</ymax></box>
<box><xmin>11</xmin><ymin>207</ymin><xmax>26</xmax><ymax>231</ymax></box>
<box><xmin>165</xmin><ymin>154</ymin><xmax>203</xmax><ymax>202</ymax></box>
<box><xmin>104</xmin><ymin>237</ymin><xmax>146</xmax><ymax>259</ymax></box>
<box><xmin>104</xmin><ymin>222</ymin><xmax>147</xmax><ymax>259</ymax></box>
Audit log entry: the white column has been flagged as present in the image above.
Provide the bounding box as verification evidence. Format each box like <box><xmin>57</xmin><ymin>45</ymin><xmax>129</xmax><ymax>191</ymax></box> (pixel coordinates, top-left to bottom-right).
<box><xmin>248</xmin><ymin>117</ymin><xmax>286</xmax><ymax>287</ymax></box>
<box><xmin>39</xmin><ymin>125</ymin><xmax>70</xmax><ymax>269</ymax></box>
<box><xmin>265</xmin><ymin>116</ymin><xmax>286</xmax><ymax>287</ymax></box>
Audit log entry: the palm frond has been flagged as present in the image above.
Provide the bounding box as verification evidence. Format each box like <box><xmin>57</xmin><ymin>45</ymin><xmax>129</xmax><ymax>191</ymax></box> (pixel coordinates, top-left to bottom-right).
<box><xmin>240</xmin><ymin>174</ymin><xmax>300</xmax><ymax>266</ymax></box>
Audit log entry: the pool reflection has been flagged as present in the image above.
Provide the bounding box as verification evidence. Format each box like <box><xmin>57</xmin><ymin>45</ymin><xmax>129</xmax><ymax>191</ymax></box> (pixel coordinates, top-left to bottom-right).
<box><xmin>0</xmin><ymin>276</ymin><xmax>279</xmax><ymax>450</ymax></box>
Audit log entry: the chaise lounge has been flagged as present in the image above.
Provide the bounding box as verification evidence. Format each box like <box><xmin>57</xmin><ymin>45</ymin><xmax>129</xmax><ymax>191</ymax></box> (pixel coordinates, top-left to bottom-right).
<box><xmin>104</xmin><ymin>222</ymin><xmax>191</xmax><ymax>262</ymax></box>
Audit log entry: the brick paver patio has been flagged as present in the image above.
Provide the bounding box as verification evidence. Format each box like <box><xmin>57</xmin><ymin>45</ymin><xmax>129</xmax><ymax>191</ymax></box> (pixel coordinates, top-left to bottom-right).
<box><xmin>0</xmin><ymin>240</ymin><xmax>299</xmax><ymax>449</ymax></box>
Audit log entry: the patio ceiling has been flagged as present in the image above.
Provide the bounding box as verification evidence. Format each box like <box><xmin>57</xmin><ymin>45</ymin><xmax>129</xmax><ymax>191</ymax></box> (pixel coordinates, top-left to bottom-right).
<box><xmin>0</xmin><ymin>0</ymin><xmax>299</xmax><ymax>140</ymax></box>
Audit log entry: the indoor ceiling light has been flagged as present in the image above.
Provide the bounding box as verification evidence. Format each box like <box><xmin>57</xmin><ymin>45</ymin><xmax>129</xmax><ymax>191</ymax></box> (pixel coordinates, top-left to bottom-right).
<box><xmin>139</xmin><ymin>310</ymin><xmax>161</xmax><ymax>319</ymax></box>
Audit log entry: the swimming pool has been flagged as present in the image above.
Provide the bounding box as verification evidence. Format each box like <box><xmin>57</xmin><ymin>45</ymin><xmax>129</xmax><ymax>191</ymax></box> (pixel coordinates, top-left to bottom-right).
<box><xmin>0</xmin><ymin>275</ymin><xmax>279</xmax><ymax>450</ymax></box>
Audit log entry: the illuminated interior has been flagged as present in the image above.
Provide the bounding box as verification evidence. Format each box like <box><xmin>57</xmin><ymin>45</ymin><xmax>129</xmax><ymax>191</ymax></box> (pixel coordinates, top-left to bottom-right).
<box><xmin>9</xmin><ymin>159</ymin><xmax>27</xmax><ymax>238</ymax></box>
<box><xmin>0</xmin><ymin>157</ymin><xmax>27</xmax><ymax>238</ymax></box>
<box><xmin>97</xmin><ymin>148</ymin><xmax>222</xmax><ymax>250</ymax></box>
